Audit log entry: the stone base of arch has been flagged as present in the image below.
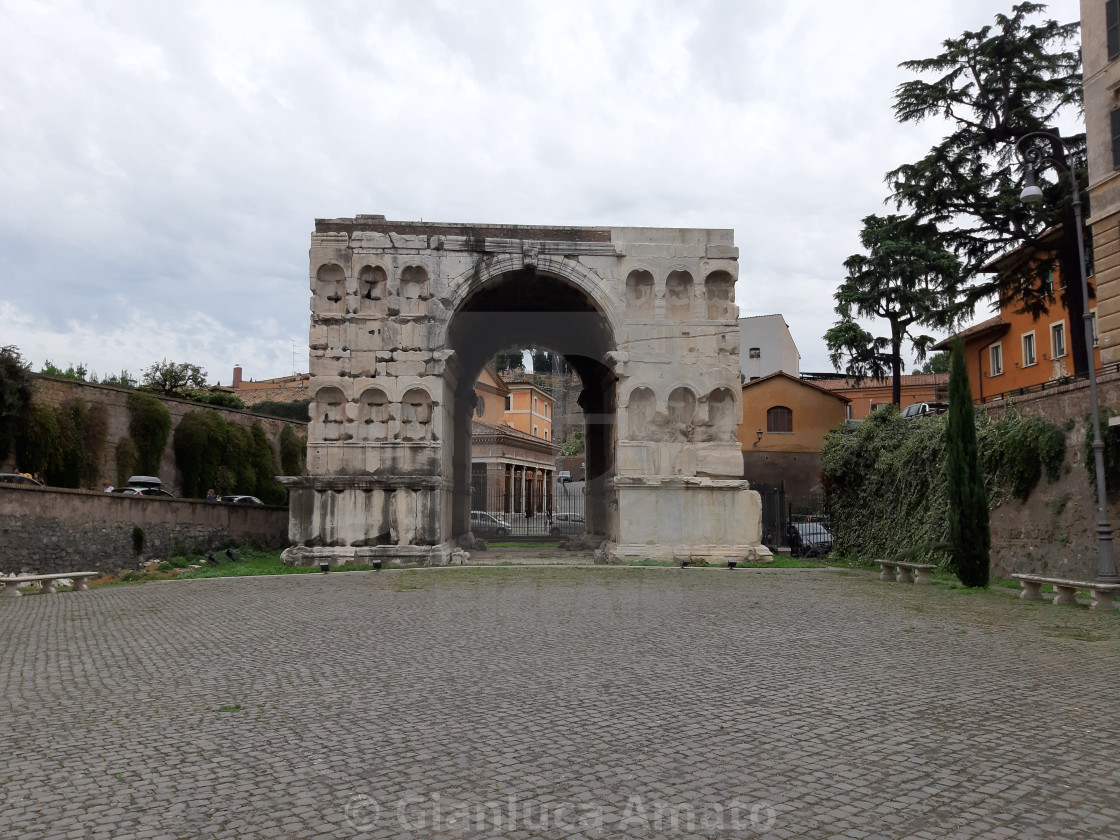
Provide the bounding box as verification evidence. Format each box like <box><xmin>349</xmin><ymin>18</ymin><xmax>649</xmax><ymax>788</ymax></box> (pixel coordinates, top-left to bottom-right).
<box><xmin>609</xmin><ymin>477</ymin><xmax>765</xmax><ymax>564</ymax></box>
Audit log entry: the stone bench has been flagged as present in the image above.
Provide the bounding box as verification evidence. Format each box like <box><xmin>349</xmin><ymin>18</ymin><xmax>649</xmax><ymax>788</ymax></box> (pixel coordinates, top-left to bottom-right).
<box><xmin>873</xmin><ymin>559</ymin><xmax>936</xmax><ymax>584</ymax></box>
<box><xmin>2</xmin><ymin>572</ymin><xmax>99</xmax><ymax>597</ymax></box>
<box><xmin>1011</xmin><ymin>574</ymin><xmax>1119</xmax><ymax>611</ymax></box>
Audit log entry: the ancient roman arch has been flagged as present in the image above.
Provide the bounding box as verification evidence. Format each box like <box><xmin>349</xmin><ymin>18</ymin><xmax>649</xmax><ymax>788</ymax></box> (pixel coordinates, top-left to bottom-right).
<box><xmin>282</xmin><ymin>215</ymin><xmax>764</xmax><ymax>566</ymax></box>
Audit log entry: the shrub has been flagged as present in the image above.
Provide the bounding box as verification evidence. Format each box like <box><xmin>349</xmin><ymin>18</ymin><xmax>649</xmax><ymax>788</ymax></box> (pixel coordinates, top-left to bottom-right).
<box><xmin>126</xmin><ymin>392</ymin><xmax>172</xmax><ymax>475</ymax></box>
<box><xmin>250</xmin><ymin>422</ymin><xmax>285</xmax><ymax>504</ymax></box>
<box><xmin>132</xmin><ymin>525</ymin><xmax>146</xmax><ymax>556</ymax></box>
<box><xmin>280</xmin><ymin>425</ymin><xmax>306</xmax><ymax>476</ymax></box>
<box><xmin>81</xmin><ymin>403</ymin><xmax>109</xmax><ymax>488</ymax></box>
<box><xmin>115</xmin><ymin>437</ymin><xmax>139</xmax><ymax>486</ymax></box>
<box><xmin>14</xmin><ymin>402</ymin><xmax>60</xmax><ymax>477</ymax></box>
<box><xmin>252</xmin><ymin>399</ymin><xmax>311</xmax><ymax>422</ymax></box>
<box><xmin>174</xmin><ymin>409</ymin><xmax>229</xmax><ymax>498</ymax></box>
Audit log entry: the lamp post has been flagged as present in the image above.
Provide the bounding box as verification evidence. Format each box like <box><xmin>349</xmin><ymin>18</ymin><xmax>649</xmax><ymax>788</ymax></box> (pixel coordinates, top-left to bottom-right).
<box><xmin>1016</xmin><ymin>129</ymin><xmax>1118</xmax><ymax>583</ymax></box>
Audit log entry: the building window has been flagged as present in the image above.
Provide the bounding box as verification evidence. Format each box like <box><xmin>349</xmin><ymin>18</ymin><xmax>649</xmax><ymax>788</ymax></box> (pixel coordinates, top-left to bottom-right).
<box><xmin>1050</xmin><ymin>322</ymin><xmax>1066</xmax><ymax>359</ymax></box>
<box><xmin>1110</xmin><ymin>0</ymin><xmax>1120</xmax><ymax>60</ymax></box>
<box><xmin>1043</xmin><ymin>268</ymin><xmax>1054</xmax><ymax>296</ymax></box>
<box><xmin>475</xmin><ymin>394</ymin><xmax>485</xmax><ymax>418</ymax></box>
<box><xmin>1022</xmin><ymin>332</ymin><xmax>1036</xmax><ymax>367</ymax></box>
<box><xmin>990</xmin><ymin>342</ymin><xmax>1003</xmax><ymax>376</ymax></box>
<box><xmin>533</xmin><ymin>397</ymin><xmax>538</xmax><ymax>412</ymax></box>
<box><xmin>533</xmin><ymin>425</ymin><xmax>539</xmax><ymax>437</ymax></box>
<box><xmin>766</xmin><ymin>406</ymin><xmax>793</xmax><ymax>433</ymax></box>
<box><xmin>505</xmin><ymin>395</ymin><xmax>512</xmax><ymax>411</ymax></box>
<box><xmin>749</xmin><ymin>347</ymin><xmax>761</xmax><ymax>359</ymax></box>
<box><xmin>544</xmin><ymin>429</ymin><xmax>548</xmax><ymax>440</ymax></box>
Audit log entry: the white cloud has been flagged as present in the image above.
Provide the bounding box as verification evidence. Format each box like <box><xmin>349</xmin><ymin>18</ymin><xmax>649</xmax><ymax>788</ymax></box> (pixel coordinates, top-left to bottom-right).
<box><xmin>0</xmin><ymin>0</ymin><xmax>1083</xmax><ymax>378</ymax></box>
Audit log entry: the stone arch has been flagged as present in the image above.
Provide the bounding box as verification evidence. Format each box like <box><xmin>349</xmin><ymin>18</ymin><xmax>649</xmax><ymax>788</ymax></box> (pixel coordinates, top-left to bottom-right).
<box><xmin>667</xmin><ymin>386</ymin><xmax>696</xmax><ymax>438</ymax></box>
<box><xmin>312</xmin><ymin>385</ymin><xmax>348</xmax><ymax>441</ymax></box>
<box><xmin>357</xmin><ymin>387</ymin><xmax>391</xmax><ymax>441</ymax></box>
<box><xmin>626</xmin><ymin>386</ymin><xmax>657</xmax><ymax>439</ymax></box>
<box><xmin>665</xmin><ymin>270</ymin><xmax>693</xmax><ymax>319</ymax></box>
<box><xmin>400</xmin><ymin>387</ymin><xmax>435</xmax><ymax>441</ymax></box>
<box><xmin>625</xmin><ymin>269</ymin><xmax>654</xmax><ymax>317</ymax></box>
<box><xmin>358</xmin><ymin>265</ymin><xmax>388</xmax><ymax>315</ymax></box>
<box><xmin>314</xmin><ymin>264</ymin><xmax>346</xmax><ymax>316</ymax></box>
<box><xmin>702</xmin><ymin>386</ymin><xmax>738</xmax><ymax>441</ymax></box>
<box><xmin>399</xmin><ymin>266</ymin><xmax>430</xmax><ymax>317</ymax></box>
<box><xmin>704</xmin><ymin>270</ymin><xmax>735</xmax><ymax>320</ymax></box>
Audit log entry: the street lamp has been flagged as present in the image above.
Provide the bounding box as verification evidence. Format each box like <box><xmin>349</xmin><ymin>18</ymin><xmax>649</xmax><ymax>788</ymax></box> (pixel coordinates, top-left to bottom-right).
<box><xmin>1016</xmin><ymin>128</ymin><xmax>1118</xmax><ymax>583</ymax></box>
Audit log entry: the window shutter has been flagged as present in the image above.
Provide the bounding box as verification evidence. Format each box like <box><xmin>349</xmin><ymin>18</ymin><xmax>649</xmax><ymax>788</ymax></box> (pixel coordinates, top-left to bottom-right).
<box><xmin>1111</xmin><ymin>109</ymin><xmax>1120</xmax><ymax>170</ymax></box>
<box><xmin>1109</xmin><ymin>0</ymin><xmax>1120</xmax><ymax>60</ymax></box>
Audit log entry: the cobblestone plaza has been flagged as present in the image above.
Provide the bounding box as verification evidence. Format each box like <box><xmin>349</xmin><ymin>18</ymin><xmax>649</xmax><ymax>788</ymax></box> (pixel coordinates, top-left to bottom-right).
<box><xmin>2</xmin><ymin>567</ymin><xmax>1118</xmax><ymax>839</ymax></box>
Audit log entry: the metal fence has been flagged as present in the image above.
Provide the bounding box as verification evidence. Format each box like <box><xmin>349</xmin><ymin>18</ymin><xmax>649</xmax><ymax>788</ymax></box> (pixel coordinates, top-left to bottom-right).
<box><xmin>758</xmin><ymin>487</ymin><xmax>832</xmax><ymax>557</ymax></box>
<box><xmin>470</xmin><ymin>479</ymin><xmax>587</xmax><ymax>540</ymax></box>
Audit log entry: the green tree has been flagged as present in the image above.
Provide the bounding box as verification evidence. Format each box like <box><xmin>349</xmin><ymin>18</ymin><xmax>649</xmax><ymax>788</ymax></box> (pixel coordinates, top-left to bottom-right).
<box><xmin>0</xmin><ymin>346</ymin><xmax>34</xmax><ymax>463</ymax></box>
<box><xmin>914</xmin><ymin>351</ymin><xmax>950</xmax><ymax>375</ymax></box>
<box><xmin>41</xmin><ymin>360</ymin><xmax>89</xmax><ymax>381</ymax></box>
<box><xmin>491</xmin><ymin>349</ymin><xmax>524</xmax><ymax>372</ymax></box>
<box><xmin>141</xmin><ymin>359</ymin><xmax>208</xmax><ymax>395</ymax></box>
<box><xmin>825</xmin><ymin>214</ymin><xmax>963</xmax><ymax>406</ymax></box>
<box><xmin>887</xmin><ymin>3</ymin><xmax>1086</xmax><ymax>371</ymax></box>
<box><xmin>945</xmin><ymin>338</ymin><xmax>990</xmax><ymax>587</ymax></box>
<box><xmin>250</xmin><ymin>422</ymin><xmax>285</xmax><ymax>504</ymax></box>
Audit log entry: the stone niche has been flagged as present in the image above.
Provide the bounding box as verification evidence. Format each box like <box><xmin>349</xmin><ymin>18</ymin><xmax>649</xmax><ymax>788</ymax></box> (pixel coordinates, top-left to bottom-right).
<box><xmin>283</xmin><ymin>217</ymin><xmax>765</xmax><ymax>567</ymax></box>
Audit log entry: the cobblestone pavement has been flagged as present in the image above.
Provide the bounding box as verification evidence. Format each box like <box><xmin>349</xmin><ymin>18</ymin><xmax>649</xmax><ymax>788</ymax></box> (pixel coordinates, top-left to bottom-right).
<box><xmin>2</xmin><ymin>566</ymin><xmax>1119</xmax><ymax>840</ymax></box>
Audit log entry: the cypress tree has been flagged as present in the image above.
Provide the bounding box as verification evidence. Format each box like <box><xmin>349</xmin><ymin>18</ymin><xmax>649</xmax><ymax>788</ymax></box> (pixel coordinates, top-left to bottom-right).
<box><xmin>946</xmin><ymin>338</ymin><xmax>989</xmax><ymax>587</ymax></box>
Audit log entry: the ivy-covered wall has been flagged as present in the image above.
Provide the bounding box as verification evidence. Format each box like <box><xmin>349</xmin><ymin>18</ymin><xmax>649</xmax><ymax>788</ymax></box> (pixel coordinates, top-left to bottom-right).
<box><xmin>1</xmin><ymin>375</ymin><xmax>307</xmax><ymax>495</ymax></box>
<box><xmin>821</xmin><ymin>369</ymin><xmax>1120</xmax><ymax>580</ymax></box>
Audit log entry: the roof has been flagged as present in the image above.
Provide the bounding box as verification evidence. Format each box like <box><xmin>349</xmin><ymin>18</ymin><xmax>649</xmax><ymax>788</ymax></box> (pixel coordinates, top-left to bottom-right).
<box><xmin>979</xmin><ymin>226</ymin><xmax>1064</xmax><ymax>274</ymax></box>
<box><xmin>813</xmin><ymin>372</ymin><xmax>949</xmax><ymax>391</ymax></box>
<box><xmin>471</xmin><ymin>419</ymin><xmax>560</xmax><ymax>451</ymax></box>
<box><xmin>742</xmin><ymin>371</ymin><xmax>850</xmax><ymax>403</ymax></box>
<box><xmin>932</xmin><ymin>315</ymin><xmax>1010</xmax><ymax>351</ymax></box>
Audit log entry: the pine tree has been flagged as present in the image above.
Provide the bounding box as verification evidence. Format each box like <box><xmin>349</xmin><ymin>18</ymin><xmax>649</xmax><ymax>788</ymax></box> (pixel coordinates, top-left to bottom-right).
<box><xmin>945</xmin><ymin>338</ymin><xmax>990</xmax><ymax>587</ymax></box>
<box><xmin>824</xmin><ymin>214</ymin><xmax>963</xmax><ymax>406</ymax></box>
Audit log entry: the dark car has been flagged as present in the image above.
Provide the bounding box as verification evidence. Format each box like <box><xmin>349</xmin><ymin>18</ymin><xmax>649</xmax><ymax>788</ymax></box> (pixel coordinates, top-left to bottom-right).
<box><xmin>788</xmin><ymin>522</ymin><xmax>833</xmax><ymax>558</ymax></box>
<box><xmin>470</xmin><ymin>510</ymin><xmax>510</xmax><ymax>536</ymax></box>
<box><xmin>549</xmin><ymin>512</ymin><xmax>586</xmax><ymax>536</ymax></box>
<box><xmin>0</xmin><ymin>473</ymin><xmax>43</xmax><ymax>486</ymax></box>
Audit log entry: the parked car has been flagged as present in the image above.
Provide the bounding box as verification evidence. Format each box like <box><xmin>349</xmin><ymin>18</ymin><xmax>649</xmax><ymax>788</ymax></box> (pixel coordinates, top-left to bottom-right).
<box><xmin>0</xmin><ymin>473</ymin><xmax>42</xmax><ymax>486</ymax></box>
<box><xmin>557</xmin><ymin>470</ymin><xmax>572</xmax><ymax>483</ymax></box>
<box><xmin>902</xmin><ymin>402</ymin><xmax>948</xmax><ymax>419</ymax></box>
<box><xmin>106</xmin><ymin>486</ymin><xmax>175</xmax><ymax>498</ymax></box>
<box><xmin>470</xmin><ymin>510</ymin><xmax>510</xmax><ymax>536</ymax></box>
<box><xmin>219</xmin><ymin>495</ymin><xmax>264</xmax><ymax>505</ymax></box>
<box><xmin>788</xmin><ymin>522</ymin><xmax>833</xmax><ymax>558</ymax></box>
<box><xmin>549</xmin><ymin>512</ymin><xmax>586</xmax><ymax>536</ymax></box>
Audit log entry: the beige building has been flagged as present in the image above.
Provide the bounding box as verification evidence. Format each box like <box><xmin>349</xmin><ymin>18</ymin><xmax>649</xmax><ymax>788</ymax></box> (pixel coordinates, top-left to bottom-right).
<box><xmin>739</xmin><ymin>314</ymin><xmax>800</xmax><ymax>381</ymax></box>
<box><xmin>1082</xmin><ymin>0</ymin><xmax>1120</xmax><ymax>363</ymax></box>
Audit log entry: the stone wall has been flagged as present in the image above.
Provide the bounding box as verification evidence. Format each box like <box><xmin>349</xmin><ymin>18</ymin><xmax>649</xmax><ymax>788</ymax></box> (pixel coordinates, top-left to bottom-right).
<box><xmin>980</xmin><ymin>369</ymin><xmax>1120</xmax><ymax>579</ymax></box>
<box><xmin>0</xmin><ymin>484</ymin><xmax>289</xmax><ymax>575</ymax></box>
<box><xmin>3</xmin><ymin>375</ymin><xmax>307</xmax><ymax>494</ymax></box>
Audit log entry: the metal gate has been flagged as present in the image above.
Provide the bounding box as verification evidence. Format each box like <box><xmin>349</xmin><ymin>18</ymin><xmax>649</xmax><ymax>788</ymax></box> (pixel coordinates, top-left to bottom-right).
<box><xmin>757</xmin><ymin>485</ymin><xmax>831</xmax><ymax>557</ymax></box>
<box><xmin>470</xmin><ymin>476</ymin><xmax>587</xmax><ymax>540</ymax></box>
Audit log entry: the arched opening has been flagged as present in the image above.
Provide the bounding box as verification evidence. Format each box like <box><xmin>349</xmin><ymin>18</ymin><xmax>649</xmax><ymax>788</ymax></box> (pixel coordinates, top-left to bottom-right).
<box><xmin>445</xmin><ymin>265</ymin><xmax>618</xmax><ymax>542</ymax></box>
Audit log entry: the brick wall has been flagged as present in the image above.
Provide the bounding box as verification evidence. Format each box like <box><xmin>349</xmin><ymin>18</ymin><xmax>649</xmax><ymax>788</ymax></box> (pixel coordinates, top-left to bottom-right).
<box><xmin>0</xmin><ymin>484</ymin><xmax>289</xmax><ymax>575</ymax></box>
<box><xmin>3</xmin><ymin>376</ymin><xmax>307</xmax><ymax>494</ymax></box>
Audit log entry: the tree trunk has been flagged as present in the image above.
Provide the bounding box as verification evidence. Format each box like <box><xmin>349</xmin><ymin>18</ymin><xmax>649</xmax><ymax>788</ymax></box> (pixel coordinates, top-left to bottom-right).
<box><xmin>891</xmin><ymin>330</ymin><xmax>903</xmax><ymax>407</ymax></box>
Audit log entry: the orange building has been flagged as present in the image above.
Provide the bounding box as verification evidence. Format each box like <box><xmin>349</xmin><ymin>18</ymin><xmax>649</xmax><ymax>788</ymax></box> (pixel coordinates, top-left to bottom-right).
<box><xmin>933</xmin><ymin>233</ymin><xmax>1101</xmax><ymax>403</ymax></box>
<box><xmin>740</xmin><ymin>372</ymin><xmax>850</xmax><ymax>497</ymax></box>
<box><xmin>812</xmin><ymin>374</ymin><xmax>948</xmax><ymax>419</ymax></box>
<box><xmin>503</xmin><ymin>381</ymin><xmax>554</xmax><ymax>441</ymax></box>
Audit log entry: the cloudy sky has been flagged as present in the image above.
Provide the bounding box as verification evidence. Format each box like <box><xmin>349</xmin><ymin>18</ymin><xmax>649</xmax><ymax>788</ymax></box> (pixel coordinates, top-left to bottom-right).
<box><xmin>0</xmin><ymin>0</ymin><xmax>1083</xmax><ymax>384</ymax></box>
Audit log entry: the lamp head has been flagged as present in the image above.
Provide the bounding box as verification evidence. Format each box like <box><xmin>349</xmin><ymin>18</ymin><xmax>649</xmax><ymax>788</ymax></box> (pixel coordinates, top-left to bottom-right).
<box><xmin>1020</xmin><ymin>168</ymin><xmax>1044</xmax><ymax>203</ymax></box>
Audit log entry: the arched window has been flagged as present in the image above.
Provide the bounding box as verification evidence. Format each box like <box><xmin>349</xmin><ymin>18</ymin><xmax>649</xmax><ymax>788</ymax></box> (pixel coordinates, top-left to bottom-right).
<box><xmin>766</xmin><ymin>406</ymin><xmax>792</xmax><ymax>433</ymax></box>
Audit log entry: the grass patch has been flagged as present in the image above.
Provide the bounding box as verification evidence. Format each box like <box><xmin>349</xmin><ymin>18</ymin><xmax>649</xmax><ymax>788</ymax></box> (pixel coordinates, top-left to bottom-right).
<box><xmin>216</xmin><ymin>705</ymin><xmax>244</xmax><ymax>712</ymax></box>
